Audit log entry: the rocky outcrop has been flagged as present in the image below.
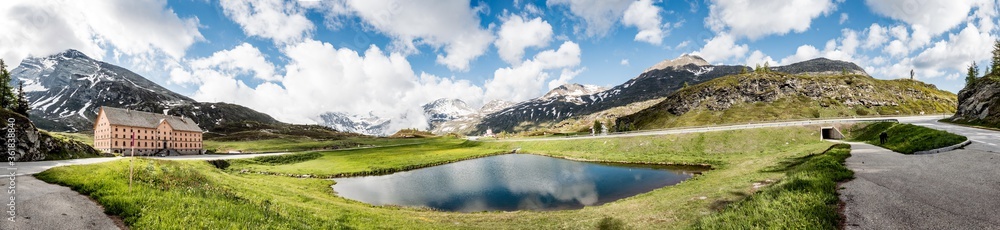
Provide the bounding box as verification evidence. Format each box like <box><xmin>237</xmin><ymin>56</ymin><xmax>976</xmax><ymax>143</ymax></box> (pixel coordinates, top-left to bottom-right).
<box><xmin>645</xmin><ymin>54</ymin><xmax>710</xmax><ymax>72</ymax></box>
<box><xmin>950</xmin><ymin>78</ymin><xmax>1000</xmax><ymax>127</ymax></box>
<box><xmin>0</xmin><ymin>109</ymin><xmax>100</xmax><ymax>161</ymax></box>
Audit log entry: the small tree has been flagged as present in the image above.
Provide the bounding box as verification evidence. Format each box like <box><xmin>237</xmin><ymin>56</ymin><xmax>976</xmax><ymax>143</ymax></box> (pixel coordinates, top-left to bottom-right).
<box><xmin>0</xmin><ymin>60</ymin><xmax>15</xmax><ymax>110</ymax></box>
<box><xmin>683</xmin><ymin>81</ymin><xmax>690</xmax><ymax>88</ymax></box>
<box><xmin>593</xmin><ymin>120</ymin><xmax>602</xmax><ymax>135</ymax></box>
<box><xmin>762</xmin><ymin>61</ymin><xmax>770</xmax><ymax>73</ymax></box>
<box><xmin>992</xmin><ymin>39</ymin><xmax>1000</xmax><ymax>76</ymax></box>
<box><xmin>841</xmin><ymin>67</ymin><xmax>848</xmax><ymax>75</ymax></box>
<box><xmin>967</xmin><ymin>61</ymin><xmax>979</xmax><ymax>86</ymax></box>
<box><xmin>755</xmin><ymin>64</ymin><xmax>761</xmax><ymax>73</ymax></box>
<box><xmin>14</xmin><ymin>81</ymin><xmax>29</xmax><ymax>117</ymax></box>
<box><xmin>740</xmin><ymin>66</ymin><xmax>747</xmax><ymax>74</ymax></box>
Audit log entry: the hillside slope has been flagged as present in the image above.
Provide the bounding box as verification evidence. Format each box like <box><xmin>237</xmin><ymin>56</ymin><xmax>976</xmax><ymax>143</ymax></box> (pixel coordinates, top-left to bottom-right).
<box><xmin>949</xmin><ymin>77</ymin><xmax>1000</xmax><ymax>127</ymax></box>
<box><xmin>617</xmin><ymin>73</ymin><xmax>957</xmax><ymax>130</ymax></box>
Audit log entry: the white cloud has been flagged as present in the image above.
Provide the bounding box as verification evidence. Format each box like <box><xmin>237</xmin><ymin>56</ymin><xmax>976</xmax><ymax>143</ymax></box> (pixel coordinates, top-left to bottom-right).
<box><xmin>484</xmin><ymin>41</ymin><xmax>582</xmax><ymax>102</ymax></box>
<box><xmin>343</xmin><ymin>0</ymin><xmax>494</xmax><ymax>71</ymax></box>
<box><xmin>775</xmin><ymin>29</ymin><xmax>861</xmax><ymax>65</ymax></box>
<box><xmin>745</xmin><ymin>50</ymin><xmax>775</xmax><ymax>67</ymax></box>
<box><xmin>779</xmin><ymin>45</ymin><xmax>822</xmax><ymax>65</ymax></box>
<box><xmin>0</xmin><ymin>0</ymin><xmax>203</xmax><ymax>67</ymax></box>
<box><xmin>622</xmin><ymin>0</ymin><xmax>666</xmax><ymax>45</ymax></box>
<box><xmin>188</xmin><ymin>39</ymin><xmax>485</xmax><ymax>132</ymax></box>
<box><xmin>839</xmin><ymin>13</ymin><xmax>849</xmax><ymax>24</ymax></box>
<box><xmin>495</xmin><ymin>15</ymin><xmax>553</xmax><ymax>65</ymax></box>
<box><xmin>885</xmin><ymin>40</ymin><xmax>909</xmax><ymax>57</ymax></box>
<box><xmin>864</xmin><ymin>0</ymin><xmax>974</xmax><ymax>36</ymax></box>
<box><xmin>913</xmin><ymin>23</ymin><xmax>994</xmax><ymax>72</ymax></box>
<box><xmin>547</xmin><ymin>0</ymin><xmax>632</xmax><ymax>37</ymax></box>
<box><xmin>171</xmin><ymin>43</ymin><xmax>278</xmax><ymax>85</ymax></box>
<box><xmin>864</xmin><ymin>24</ymin><xmax>889</xmax><ymax>49</ymax></box>
<box><xmin>548</xmin><ymin>68</ymin><xmax>585</xmax><ymax>90</ymax></box>
<box><xmin>675</xmin><ymin>40</ymin><xmax>691</xmax><ymax>49</ymax></box>
<box><xmin>692</xmin><ymin>33</ymin><xmax>748</xmax><ymax>63</ymax></box>
<box><xmin>221</xmin><ymin>0</ymin><xmax>314</xmax><ymax>44</ymax></box>
<box><xmin>706</xmin><ymin>0</ymin><xmax>836</xmax><ymax>40</ymax></box>
<box><xmin>620</xmin><ymin>59</ymin><xmax>630</xmax><ymax>66</ymax></box>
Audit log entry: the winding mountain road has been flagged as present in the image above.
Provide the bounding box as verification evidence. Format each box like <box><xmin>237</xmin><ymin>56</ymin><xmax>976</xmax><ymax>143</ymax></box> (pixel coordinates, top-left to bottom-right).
<box><xmin>840</xmin><ymin>118</ymin><xmax>1000</xmax><ymax>230</ymax></box>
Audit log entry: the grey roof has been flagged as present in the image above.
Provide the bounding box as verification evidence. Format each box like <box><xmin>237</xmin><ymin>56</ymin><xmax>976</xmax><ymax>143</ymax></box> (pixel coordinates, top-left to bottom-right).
<box><xmin>101</xmin><ymin>106</ymin><xmax>202</xmax><ymax>132</ymax></box>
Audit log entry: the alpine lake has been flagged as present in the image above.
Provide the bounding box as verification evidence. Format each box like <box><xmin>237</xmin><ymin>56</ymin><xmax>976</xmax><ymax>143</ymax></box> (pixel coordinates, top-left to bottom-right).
<box><xmin>332</xmin><ymin>154</ymin><xmax>708</xmax><ymax>212</ymax></box>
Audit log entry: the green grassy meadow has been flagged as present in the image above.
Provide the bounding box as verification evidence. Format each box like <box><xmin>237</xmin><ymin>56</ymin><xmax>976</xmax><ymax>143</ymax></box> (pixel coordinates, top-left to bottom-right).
<box><xmin>38</xmin><ymin>126</ymin><xmax>852</xmax><ymax>229</ymax></box>
<box><xmin>203</xmin><ymin>137</ymin><xmax>426</xmax><ymax>153</ymax></box>
<box><xmin>847</xmin><ymin>122</ymin><xmax>967</xmax><ymax>154</ymax></box>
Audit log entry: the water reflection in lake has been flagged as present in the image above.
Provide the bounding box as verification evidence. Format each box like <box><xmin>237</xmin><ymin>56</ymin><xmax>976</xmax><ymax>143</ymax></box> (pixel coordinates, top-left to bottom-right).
<box><xmin>332</xmin><ymin>154</ymin><xmax>706</xmax><ymax>212</ymax></box>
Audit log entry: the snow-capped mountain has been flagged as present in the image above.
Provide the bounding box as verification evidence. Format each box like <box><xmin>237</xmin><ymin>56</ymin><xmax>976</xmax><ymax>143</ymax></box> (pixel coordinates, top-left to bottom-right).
<box><xmin>10</xmin><ymin>49</ymin><xmax>281</xmax><ymax>132</ymax></box>
<box><xmin>422</xmin><ymin>98</ymin><xmax>475</xmax><ymax>125</ymax></box>
<box><xmin>479</xmin><ymin>100</ymin><xmax>516</xmax><ymax>114</ymax></box>
<box><xmin>473</xmin><ymin>54</ymin><xmax>749</xmax><ymax>134</ymax></box>
<box><xmin>429</xmin><ymin>99</ymin><xmax>515</xmax><ymax>135</ymax></box>
<box><xmin>317</xmin><ymin>112</ymin><xmax>392</xmax><ymax>136</ymax></box>
<box><xmin>539</xmin><ymin>83</ymin><xmax>607</xmax><ymax>104</ymax></box>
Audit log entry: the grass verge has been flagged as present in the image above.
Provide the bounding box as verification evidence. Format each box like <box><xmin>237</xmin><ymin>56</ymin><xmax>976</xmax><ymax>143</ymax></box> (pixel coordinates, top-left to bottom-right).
<box><xmin>38</xmin><ymin>127</ymin><xmax>839</xmax><ymax>229</ymax></box>
<box><xmin>691</xmin><ymin>144</ymin><xmax>853</xmax><ymax>229</ymax></box>
<box><xmin>847</xmin><ymin>122</ymin><xmax>967</xmax><ymax>154</ymax></box>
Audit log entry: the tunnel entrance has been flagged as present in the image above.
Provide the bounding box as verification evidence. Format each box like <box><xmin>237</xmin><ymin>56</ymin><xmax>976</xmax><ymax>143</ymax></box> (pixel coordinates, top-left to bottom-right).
<box><xmin>821</xmin><ymin>127</ymin><xmax>844</xmax><ymax>140</ymax></box>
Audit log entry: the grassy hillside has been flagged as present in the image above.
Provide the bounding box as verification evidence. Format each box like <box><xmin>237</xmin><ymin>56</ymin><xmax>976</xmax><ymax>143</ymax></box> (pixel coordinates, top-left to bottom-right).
<box><xmin>38</xmin><ymin>127</ymin><xmax>851</xmax><ymax>229</ymax></box>
<box><xmin>847</xmin><ymin>122</ymin><xmax>967</xmax><ymax>154</ymax></box>
<box><xmin>617</xmin><ymin>73</ymin><xmax>957</xmax><ymax>131</ymax></box>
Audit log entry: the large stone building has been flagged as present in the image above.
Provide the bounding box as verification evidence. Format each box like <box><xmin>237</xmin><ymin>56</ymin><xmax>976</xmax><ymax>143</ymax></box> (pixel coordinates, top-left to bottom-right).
<box><xmin>93</xmin><ymin>106</ymin><xmax>204</xmax><ymax>155</ymax></box>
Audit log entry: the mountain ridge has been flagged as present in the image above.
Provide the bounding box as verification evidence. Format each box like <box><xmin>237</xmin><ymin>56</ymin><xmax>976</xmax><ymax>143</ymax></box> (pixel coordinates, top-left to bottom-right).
<box><xmin>10</xmin><ymin>49</ymin><xmax>318</xmax><ymax>135</ymax></box>
<box><xmin>616</xmin><ymin>72</ymin><xmax>957</xmax><ymax>131</ymax></box>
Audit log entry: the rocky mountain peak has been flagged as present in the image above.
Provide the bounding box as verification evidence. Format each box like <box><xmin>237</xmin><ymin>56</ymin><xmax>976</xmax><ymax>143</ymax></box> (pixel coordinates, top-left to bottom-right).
<box><xmin>423</xmin><ymin>98</ymin><xmax>475</xmax><ymax>123</ymax></box>
<box><xmin>57</xmin><ymin>49</ymin><xmax>91</xmax><ymax>60</ymax></box>
<box><xmin>644</xmin><ymin>54</ymin><xmax>710</xmax><ymax>72</ymax></box>
<box><xmin>540</xmin><ymin>83</ymin><xmax>607</xmax><ymax>100</ymax></box>
<box><xmin>480</xmin><ymin>100</ymin><xmax>515</xmax><ymax>114</ymax></box>
<box><xmin>770</xmin><ymin>57</ymin><xmax>869</xmax><ymax>76</ymax></box>
<box><xmin>423</xmin><ymin>98</ymin><xmax>474</xmax><ymax>114</ymax></box>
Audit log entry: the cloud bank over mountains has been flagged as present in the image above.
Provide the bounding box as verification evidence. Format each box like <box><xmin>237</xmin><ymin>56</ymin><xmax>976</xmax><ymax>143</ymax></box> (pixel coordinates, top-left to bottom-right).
<box><xmin>0</xmin><ymin>0</ymin><xmax>994</xmax><ymax>129</ymax></box>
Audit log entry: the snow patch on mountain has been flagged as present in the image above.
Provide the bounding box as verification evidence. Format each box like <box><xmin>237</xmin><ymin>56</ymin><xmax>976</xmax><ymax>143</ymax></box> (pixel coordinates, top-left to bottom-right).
<box><xmin>317</xmin><ymin>112</ymin><xmax>392</xmax><ymax>136</ymax></box>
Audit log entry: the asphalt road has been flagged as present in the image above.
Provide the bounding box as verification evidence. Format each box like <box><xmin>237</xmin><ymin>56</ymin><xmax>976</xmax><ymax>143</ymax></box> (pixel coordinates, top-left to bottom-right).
<box><xmin>840</xmin><ymin>121</ymin><xmax>1000</xmax><ymax>229</ymax></box>
<box><xmin>1</xmin><ymin>176</ymin><xmax>120</xmax><ymax>230</ymax></box>
<box><xmin>492</xmin><ymin>115</ymin><xmax>949</xmax><ymax>142</ymax></box>
<box><xmin>902</xmin><ymin>118</ymin><xmax>1000</xmax><ymax>153</ymax></box>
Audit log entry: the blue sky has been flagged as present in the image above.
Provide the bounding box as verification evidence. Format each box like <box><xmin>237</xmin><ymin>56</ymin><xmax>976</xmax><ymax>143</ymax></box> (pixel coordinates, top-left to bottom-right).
<box><xmin>1</xmin><ymin>0</ymin><xmax>996</xmax><ymax>128</ymax></box>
